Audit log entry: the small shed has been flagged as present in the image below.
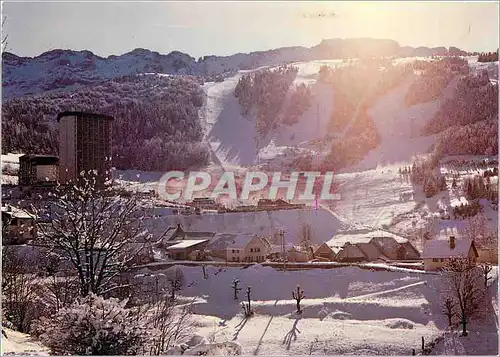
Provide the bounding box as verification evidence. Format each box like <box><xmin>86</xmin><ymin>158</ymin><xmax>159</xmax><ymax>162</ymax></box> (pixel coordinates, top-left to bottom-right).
<box><xmin>166</xmin><ymin>239</ymin><xmax>209</xmax><ymax>260</ymax></box>
<box><xmin>1</xmin><ymin>205</ymin><xmax>37</xmax><ymax>244</ymax></box>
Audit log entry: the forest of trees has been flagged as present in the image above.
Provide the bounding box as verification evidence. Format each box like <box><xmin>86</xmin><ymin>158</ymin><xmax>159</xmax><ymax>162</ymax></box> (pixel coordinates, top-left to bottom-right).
<box><xmin>433</xmin><ymin>119</ymin><xmax>498</xmax><ymax>157</ymax></box>
<box><xmin>2</xmin><ymin>74</ymin><xmax>210</xmax><ymax>171</ymax></box>
<box><xmin>477</xmin><ymin>51</ymin><xmax>499</xmax><ymax>62</ymax></box>
<box><xmin>234</xmin><ymin>65</ymin><xmax>298</xmax><ymax>137</ymax></box>
<box><xmin>424</xmin><ymin>70</ymin><xmax>498</xmax><ymax>134</ymax></box>
<box><xmin>452</xmin><ymin>202</ymin><xmax>482</xmax><ymax>220</ymax></box>
<box><xmin>282</xmin><ymin>83</ymin><xmax>312</xmax><ymax>126</ymax></box>
<box><xmin>410</xmin><ymin>158</ymin><xmax>447</xmax><ymax>198</ymax></box>
<box><xmin>404</xmin><ymin>57</ymin><xmax>468</xmax><ymax>106</ymax></box>
<box><xmin>462</xmin><ymin>175</ymin><xmax>498</xmax><ymax>203</ymax></box>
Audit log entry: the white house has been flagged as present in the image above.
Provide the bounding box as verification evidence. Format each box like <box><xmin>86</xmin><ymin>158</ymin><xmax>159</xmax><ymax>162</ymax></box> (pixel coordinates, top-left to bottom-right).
<box><xmin>226</xmin><ymin>234</ymin><xmax>270</xmax><ymax>263</ymax></box>
<box><xmin>421</xmin><ymin>236</ymin><xmax>478</xmax><ymax>271</ymax></box>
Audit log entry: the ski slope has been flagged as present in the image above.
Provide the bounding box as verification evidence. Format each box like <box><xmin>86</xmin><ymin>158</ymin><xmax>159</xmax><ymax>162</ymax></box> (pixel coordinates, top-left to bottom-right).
<box><xmin>199</xmin><ymin>60</ymin><xmax>345</xmax><ymax>167</ymax></box>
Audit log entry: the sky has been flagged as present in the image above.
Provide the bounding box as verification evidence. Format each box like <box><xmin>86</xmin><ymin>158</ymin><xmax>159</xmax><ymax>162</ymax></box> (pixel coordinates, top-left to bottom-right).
<box><xmin>2</xmin><ymin>1</ymin><xmax>499</xmax><ymax>58</ymax></box>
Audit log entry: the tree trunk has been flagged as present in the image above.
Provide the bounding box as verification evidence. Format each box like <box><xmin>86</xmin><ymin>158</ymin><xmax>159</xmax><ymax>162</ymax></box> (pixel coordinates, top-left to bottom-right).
<box><xmin>462</xmin><ymin>317</ymin><xmax>467</xmax><ymax>336</ymax></box>
<box><xmin>296</xmin><ymin>300</ymin><xmax>301</xmax><ymax>313</ymax></box>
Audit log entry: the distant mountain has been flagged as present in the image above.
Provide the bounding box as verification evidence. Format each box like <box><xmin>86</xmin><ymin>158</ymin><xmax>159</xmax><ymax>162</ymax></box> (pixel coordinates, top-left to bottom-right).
<box><xmin>2</xmin><ymin>38</ymin><xmax>468</xmax><ymax>99</ymax></box>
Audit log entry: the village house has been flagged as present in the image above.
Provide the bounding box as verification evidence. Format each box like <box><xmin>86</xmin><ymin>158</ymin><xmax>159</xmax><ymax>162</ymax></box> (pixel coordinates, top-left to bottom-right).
<box><xmin>164</xmin><ymin>223</ymin><xmax>215</xmax><ymax>243</ymax></box>
<box><xmin>1</xmin><ymin>204</ymin><xmax>37</xmax><ymax>244</ymax></box>
<box><xmin>421</xmin><ymin>236</ymin><xmax>479</xmax><ymax>271</ymax></box>
<box><xmin>166</xmin><ymin>239</ymin><xmax>210</xmax><ymax>260</ymax></box>
<box><xmin>314</xmin><ymin>229</ymin><xmax>420</xmax><ymax>263</ymax></box>
<box><xmin>226</xmin><ymin>233</ymin><xmax>271</xmax><ymax>262</ymax></box>
<box><xmin>267</xmin><ymin>245</ymin><xmax>310</xmax><ymax>262</ymax></box>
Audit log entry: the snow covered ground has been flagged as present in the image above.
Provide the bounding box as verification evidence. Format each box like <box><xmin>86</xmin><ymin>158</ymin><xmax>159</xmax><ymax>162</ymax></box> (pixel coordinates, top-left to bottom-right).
<box><xmin>139</xmin><ymin>265</ymin><xmax>450</xmax><ymax>355</ymax></box>
<box><xmin>1</xmin><ymin>328</ymin><xmax>48</xmax><ymax>355</ymax></box>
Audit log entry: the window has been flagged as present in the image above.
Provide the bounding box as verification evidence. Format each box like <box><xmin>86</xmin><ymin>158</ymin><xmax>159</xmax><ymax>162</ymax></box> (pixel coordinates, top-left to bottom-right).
<box><xmin>256</xmin><ymin>248</ymin><xmax>260</xmax><ymax>252</ymax></box>
<box><xmin>232</xmin><ymin>257</ymin><xmax>236</xmax><ymax>262</ymax></box>
<box><xmin>250</xmin><ymin>248</ymin><xmax>253</xmax><ymax>253</ymax></box>
<box><xmin>432</xmin><ymin>258</ymin><xmax>439</xmax><ymax>262</ymax></box>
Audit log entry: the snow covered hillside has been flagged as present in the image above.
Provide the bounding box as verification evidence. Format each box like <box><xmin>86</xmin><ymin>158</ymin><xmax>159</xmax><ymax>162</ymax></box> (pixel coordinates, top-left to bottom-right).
<box><xmin>200</xmin><ymin>60</ymin><xmax>346</xmax><ymax>167</ymax></box>
<box><xmin>2</xmin><ymin>40</ymin><xmax>467</xmax><ymax>99</ymax></box>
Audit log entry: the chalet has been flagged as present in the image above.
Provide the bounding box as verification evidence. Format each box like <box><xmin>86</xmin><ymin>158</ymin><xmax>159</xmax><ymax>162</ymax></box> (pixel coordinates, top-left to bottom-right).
<box><xmin>164</xmin><ymin>224</ymin><xmax>215</xmax><ymax>243</ymax></box>
<box><xmin>421</xmin><ymin>236</ymin><xmax>478</xmax><ymax>271</ymax></box>
<box><xmin>190</xmin><ymin>197</ymin><xmax>219</xmax><ymax>210</ymax></box>
<box><xmin>267</xmin><ymin>244</ymin><xmax>309</xmax><ymax>262</ymax></box>
<box><xmin>1</xmin><ymin>205</ymin><xmax>37</xmax><ymax>244</ymax></box>
<box><xmin>314</xmin><ymin>229</ymin><xmax>420</xmax><ymax>262</ymax></box>
<box><xmin>226</xmin><ymin>234</ymin><xmax>271</xmax><ymax>263</ymax></box>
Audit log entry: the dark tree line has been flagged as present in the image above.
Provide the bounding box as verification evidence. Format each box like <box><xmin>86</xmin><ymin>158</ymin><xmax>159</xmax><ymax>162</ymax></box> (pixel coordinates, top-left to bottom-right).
<box><xmin>477</xmin><ymin>51</ymin><xmax>499</xmax><ymax>62</ymax></box>
<box><xmin>453</xmin><ymin>202</ymin><xmax>482</xmax><ymax>220</ymax></box>
<box><xmin>410</xmin><ymin>158</ymin><xmax>447</xmax><ymax>198</ymax></box>
<box><xmin>462</xmin><ymin>175</ymin><xmax>498</xmax><ymax>203</ymax></box>
<box><xmin>234</xmin><ymin>65</ymin><xmax>298</xmax><ymax>137</ymax></box>
<box><xmin>433</xmin><ymin>118</ymin><xmax>498</xmax><ymax>157</ymax></box>
<box><xmin>2</xmin><ymin>74</ymin><xmax>210</xmax><ymax>171</ymax></box>
<box><xmin>424</xmin><ymin>71</ymin><xmax>498</xmax><ymax>135</ymax></box>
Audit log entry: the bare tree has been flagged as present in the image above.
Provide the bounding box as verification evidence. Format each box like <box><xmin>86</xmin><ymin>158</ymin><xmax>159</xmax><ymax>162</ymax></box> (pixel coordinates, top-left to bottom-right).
<box><xmin>166</xmin><ymin>266</ymin><xmax>185</xmax><ymax>301</ymax></box>
<box><xmin>441</xmin><ymin>297</ymin><xmax>457</xmax><ymax>328</ymax></box>
<box><xmin>39</xmin><ymin>252</ymin><xmax>79</xmax><ymax>313</ymax></box>
<box><xmin>479</xmin><ymin>263</ymin><xmax>493</xmax><ymax>288</ymax></box>
<box><xmin>299</xmin><ymin>222</ymin><xmax>313</xmax><ymax>253</ymax></box>
<box><xmin>145</xmin><ymin>295</ymin><xmax>194</xmax><ymax>355</ymax></box>
<box><xmin>441</xmin><ymin>258</ymin><xmax>484</xmax><ymax>336</ymax></box>
<box><xmin>33</xmin><ymin>173</ymin><xmax>156</xmax><ymax>297</ymax></box>
<box><xmin>231</xmin><ymin>278</ymin><xmax>242</xmax><ymax>300</ymax></box>
<box><xmin>2</xmin><ymin>246</ymin><xmax>41</xmax><ymax>332</ymax></box>
<box><xmin>292</xmin><ymin>285</ymin><xmax>305</xmax><ymax>313</ymax></box>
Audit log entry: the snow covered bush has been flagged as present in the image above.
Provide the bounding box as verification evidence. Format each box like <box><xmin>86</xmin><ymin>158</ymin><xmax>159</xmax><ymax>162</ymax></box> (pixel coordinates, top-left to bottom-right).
<box><xmin>34</xmin><ymin>293</ymin><xmax>147</xmax><ymax>355</ymax></box>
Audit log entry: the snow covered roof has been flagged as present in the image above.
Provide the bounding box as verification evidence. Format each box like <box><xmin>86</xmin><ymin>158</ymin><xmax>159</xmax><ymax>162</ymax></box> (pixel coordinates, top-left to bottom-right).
<box><xmin>1</xmin><ymin>205</ymin><xmax>36</xmax><ymax>219</ymax></box>
<box><xmin>327</xmin><ymin>229</ymin><xmax>408</xmax><ymax>247</ymax></box>
<box><xmin>166</xmin><ymin>239</ymin><xmax>209</xmax><ymax>250</ymax></box>
<box><xmin>421</xmin><ymin>238</ymin><xmax>476</xmax><ymax>259</ymax></box>
<box><xmin>207</xmin><ymin>233</ymin><xmax>257</xmax><ymax>251</ymax></box>
<box><xmin>269</xmin><ymin>243</ymin><xmax>295</xmax><ymax>254</ymax></box>
<box><xmin>226</xmin><ymin>233</ymin><xmax>259</xmax><ymax>249</ymax></box>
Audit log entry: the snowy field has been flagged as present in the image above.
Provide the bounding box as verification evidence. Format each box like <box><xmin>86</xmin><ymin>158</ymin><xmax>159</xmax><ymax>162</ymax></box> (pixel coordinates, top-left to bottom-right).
<box><xmin>134</xmin><ymin>264</ymin><xmax>499</xmax><ymax>355</ymax></box>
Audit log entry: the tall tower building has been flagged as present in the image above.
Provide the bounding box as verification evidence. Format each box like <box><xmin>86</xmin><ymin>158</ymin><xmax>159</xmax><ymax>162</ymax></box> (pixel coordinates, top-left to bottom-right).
<box><xmin>58</xmin><ymin>111</ymin><xmax>114</xmax><ymax>187</ymax></box>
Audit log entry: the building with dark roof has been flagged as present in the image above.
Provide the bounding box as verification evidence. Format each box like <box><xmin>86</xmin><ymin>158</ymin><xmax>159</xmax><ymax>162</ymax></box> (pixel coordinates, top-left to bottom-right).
<box><xmin>19</xmin><ymin>154</ymin><xmax>59</xmax><ymax>186</ymax></box>
<box><xmin>58</xmin><ymin>111</ymin><xmax>114</xmax><ymax>187</ymax></box>
<box><xmin>19</xmin><ymin>154</ymin><xmax>59</xmax><ymax>196</ymax></box>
